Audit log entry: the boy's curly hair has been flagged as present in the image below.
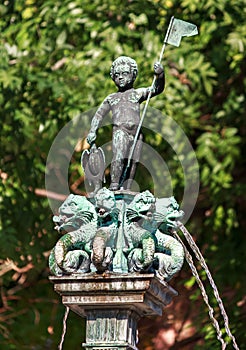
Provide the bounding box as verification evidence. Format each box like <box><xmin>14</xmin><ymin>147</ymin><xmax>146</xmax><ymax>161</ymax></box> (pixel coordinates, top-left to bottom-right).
<box><xmin>110</xmin><ymin>56</ymin><xmax>138</xmax><ymax>81</ymax></box>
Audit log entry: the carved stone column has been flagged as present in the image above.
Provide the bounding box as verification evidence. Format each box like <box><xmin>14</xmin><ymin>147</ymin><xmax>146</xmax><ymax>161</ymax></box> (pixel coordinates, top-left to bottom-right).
<box><xmin>50</xmin><ymin>272</ymin><xmax>177</xmax><ymax>349</ymax></box>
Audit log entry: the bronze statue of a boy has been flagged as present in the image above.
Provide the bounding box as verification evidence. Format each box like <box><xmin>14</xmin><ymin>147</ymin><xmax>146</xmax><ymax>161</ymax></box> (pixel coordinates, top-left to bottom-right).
<box><xmin>87</xmin><ymin>56</ymin><xmax>164</xmax><ymax>191</ymax></box>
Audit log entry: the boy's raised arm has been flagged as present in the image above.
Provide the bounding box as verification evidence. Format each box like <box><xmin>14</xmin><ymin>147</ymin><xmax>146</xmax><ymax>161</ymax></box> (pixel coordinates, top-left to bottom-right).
<box><xmin>138</xmin><ymin>62</ymin><xmax>165</xmax><ymax>102</ymax></box>
<box><xmin>152</xmin><ymin>62</ymin><xmax>165</xmax><ymax>96</ymax></box>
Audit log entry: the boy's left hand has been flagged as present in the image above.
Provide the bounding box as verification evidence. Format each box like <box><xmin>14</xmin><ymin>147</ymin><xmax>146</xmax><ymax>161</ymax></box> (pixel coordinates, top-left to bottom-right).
<box><xmin>154</xmin><ymin>62</ymin><xmax>164</xmax><ymax>75</ymax></box>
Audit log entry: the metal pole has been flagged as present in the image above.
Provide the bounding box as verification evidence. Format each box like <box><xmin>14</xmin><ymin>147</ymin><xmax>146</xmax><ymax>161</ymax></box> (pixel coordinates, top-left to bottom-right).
<box><xmin>120</xmin><ymin>16</ymin><xmax>174</xmax><ymax>188</ymax></box>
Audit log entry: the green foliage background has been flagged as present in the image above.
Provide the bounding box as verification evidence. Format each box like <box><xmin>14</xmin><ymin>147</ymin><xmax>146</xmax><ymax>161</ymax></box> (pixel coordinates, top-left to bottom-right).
<box><xmin>0</xmin><ymin>0</ymin><xmax>245</xmax><ymax>349</ymax></box>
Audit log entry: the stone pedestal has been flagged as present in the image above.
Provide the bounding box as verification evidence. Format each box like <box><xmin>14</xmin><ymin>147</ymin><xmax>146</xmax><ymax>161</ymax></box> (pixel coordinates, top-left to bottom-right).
<box><xmin>50</xmin><ymin>272</ymin><xmax>177</xmax><ymax>349</ymax></box>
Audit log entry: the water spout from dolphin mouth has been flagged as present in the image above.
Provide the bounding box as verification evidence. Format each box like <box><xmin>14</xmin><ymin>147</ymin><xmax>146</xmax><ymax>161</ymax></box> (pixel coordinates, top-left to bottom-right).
<box><xmin>58</xmin><ymin>306</ymin><xmax>70</xmax><ymax>350</ymax></box>
<box><xmin>175</xmin><ymin>222</ymin><xmax>240</xmax><ymax>350</ymax></box>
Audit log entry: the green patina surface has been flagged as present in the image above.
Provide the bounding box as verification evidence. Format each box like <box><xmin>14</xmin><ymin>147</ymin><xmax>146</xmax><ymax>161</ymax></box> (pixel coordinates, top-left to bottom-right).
<box><xmin>49</xmin><ymin>188</ymin><xmax>184</xmax><ymax>281</ymax></box>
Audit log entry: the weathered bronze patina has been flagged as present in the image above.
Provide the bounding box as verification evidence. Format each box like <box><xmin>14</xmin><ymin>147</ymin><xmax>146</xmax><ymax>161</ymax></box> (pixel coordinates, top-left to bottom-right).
<box><xmin>86</xmin><ymin>56</ymin><xmax>164</xmax><ymax>191</ymax></box>
<box><xmin>48</xmin><ymin>17</ymin><xmax>205</xmax><ymax>349</ymax></box>
<box><xmin>49</xmin><ymin>189</ymin><xmax>184</xmax><ymax>280</ymax></box>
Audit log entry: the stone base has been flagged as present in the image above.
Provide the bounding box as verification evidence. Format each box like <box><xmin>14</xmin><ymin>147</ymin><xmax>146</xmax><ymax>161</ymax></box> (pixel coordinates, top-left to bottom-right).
<box><xmin>82</xmin><ymin>309</ymin><xmax>139</xmax><ymax>350</ymax></box>
<box><xmin>50</xmin><ymin>272</ymin><xmax>177</xmax><ymax>349</ymax></box>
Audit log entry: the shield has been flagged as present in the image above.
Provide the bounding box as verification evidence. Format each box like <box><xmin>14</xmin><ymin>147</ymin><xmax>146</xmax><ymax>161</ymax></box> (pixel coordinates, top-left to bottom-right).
<box><xmin>81</xmin><ymin>144</ymin><xmax>106</xmax><ymax>187</ymax></box>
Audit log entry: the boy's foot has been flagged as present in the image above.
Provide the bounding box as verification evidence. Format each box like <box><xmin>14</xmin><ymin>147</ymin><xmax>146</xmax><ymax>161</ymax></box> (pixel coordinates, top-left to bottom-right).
<box><xmin>109</xmin><ymin>183</ymin><xmax>119</xmax><ymax>191</ymax></box>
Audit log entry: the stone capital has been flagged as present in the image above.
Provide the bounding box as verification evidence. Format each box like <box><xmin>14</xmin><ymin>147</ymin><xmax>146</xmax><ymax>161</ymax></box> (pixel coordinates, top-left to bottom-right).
<box><xmin>50</xmin><ymin>273</ymin><xmax>177</xmax><ymax>349</ymax></box>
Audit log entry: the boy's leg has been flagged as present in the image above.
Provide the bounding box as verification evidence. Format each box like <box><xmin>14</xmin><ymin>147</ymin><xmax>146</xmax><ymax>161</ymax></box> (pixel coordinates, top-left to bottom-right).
<box><xmin>124</xmin><ymin>133</ymin><xmax>143</xmax><ymax>190</ymax></box>
<box><xmin>110</xmin><ymin>130</ymin><xmax>131</xmax><ymax>190</ymax></box>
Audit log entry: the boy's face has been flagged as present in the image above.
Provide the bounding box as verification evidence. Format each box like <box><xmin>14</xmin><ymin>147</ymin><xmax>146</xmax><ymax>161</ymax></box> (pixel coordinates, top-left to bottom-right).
<box><xmin>113</xmin><ymin>64</ymin><xmax>134</xmax><ymax>90</ymax></box>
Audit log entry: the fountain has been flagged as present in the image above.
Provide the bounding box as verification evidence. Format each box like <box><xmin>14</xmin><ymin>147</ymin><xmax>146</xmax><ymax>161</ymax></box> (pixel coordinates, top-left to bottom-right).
<box><xmin>48</xmin><ymin>17</ymin><xmax>239</xmax><ymax>350</ymax></box>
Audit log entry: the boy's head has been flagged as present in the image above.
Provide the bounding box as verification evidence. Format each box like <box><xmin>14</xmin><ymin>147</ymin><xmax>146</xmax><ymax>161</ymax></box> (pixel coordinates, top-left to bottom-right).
<box><xmin>110</xmin><ymin>56</ymin><xmax>138</xmax><ymax>89</ymax></box>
